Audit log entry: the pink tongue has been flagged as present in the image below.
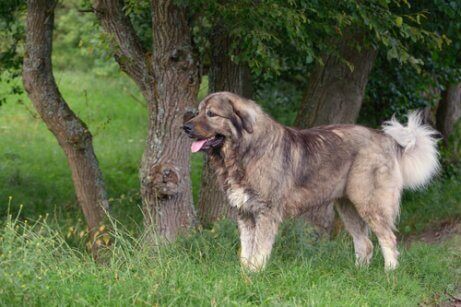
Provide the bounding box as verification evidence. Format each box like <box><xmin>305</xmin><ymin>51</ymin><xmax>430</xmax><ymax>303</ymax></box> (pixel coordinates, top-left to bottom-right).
<box><xmin>191</xmin><ymin>139</ymin><xmax>208</xmax><ymax>153</ymax></box>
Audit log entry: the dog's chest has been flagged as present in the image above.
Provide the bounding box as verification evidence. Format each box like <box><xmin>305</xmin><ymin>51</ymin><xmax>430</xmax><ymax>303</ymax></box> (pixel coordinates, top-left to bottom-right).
<box><xmin>226</xmin><ymin>187</ymin><xmax>250</xmax><ymax>209</ymax></box>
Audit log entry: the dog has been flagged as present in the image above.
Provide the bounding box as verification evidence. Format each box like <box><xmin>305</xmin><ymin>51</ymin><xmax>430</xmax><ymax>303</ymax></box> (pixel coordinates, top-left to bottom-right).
<box><xmin>183</xmin><ymin>91</ymin><xmax>439</xmax><ymax>272</ymax></box>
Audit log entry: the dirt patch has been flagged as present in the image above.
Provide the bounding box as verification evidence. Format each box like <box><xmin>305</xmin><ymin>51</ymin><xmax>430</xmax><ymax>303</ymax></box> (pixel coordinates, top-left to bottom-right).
<box><xmin>404</xmin><ymin>220</ymin><xmax>461</xmax><ymax>307</ymax></box>
<box><xmin>441</xmin><ymin>291</ymin><xmax>461</xmax><ymax>307</ymax></box>
<box><xmin>403</xmin><ymin>218</ymin><xmax>461</xmax><ymax>247</ymax></box>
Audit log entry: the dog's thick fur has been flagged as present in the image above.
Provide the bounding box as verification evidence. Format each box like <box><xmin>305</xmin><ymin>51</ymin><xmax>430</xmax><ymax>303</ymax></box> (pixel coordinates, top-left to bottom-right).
<box><xmin>184</xmin><ymin>92</ymin><xmax>440</xmax><ymax>271</ymax></box>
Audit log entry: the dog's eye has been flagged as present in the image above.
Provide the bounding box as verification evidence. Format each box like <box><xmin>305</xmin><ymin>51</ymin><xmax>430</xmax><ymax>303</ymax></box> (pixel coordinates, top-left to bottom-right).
<box><xmin>207</xmin><ymin>110</ymin><xmax>217</xmax><ymax>117</ymax></box>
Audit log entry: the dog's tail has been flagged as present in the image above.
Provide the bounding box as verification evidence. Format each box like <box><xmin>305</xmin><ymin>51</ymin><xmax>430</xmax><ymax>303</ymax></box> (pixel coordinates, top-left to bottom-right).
<box><xmin>382</xmin><ymin>111</ymin><xmax>440</xmax><ymax>190</ymax></box>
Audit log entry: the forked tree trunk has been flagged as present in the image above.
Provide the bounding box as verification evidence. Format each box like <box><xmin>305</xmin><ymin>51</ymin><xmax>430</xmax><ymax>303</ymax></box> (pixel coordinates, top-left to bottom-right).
<box><xmin>295</xmin><ymin>31</ymin><xmax>377</xmax><ymax>235</ymax></box>
<box><xmin>139</xmin><ymin>0</ymin><xmax>200</xmax><ymax>241</ymax></box>
<box><xmin>93</xmin><ymin>0</ymin><xmax>200</xmax><ymax>241</ymax></box>
<box><xmin>198</xmin><ymin>29</ymin><xmax>252</xmax><ymax>227</ymax></box>
<box><xmin>23</xmin><ymin>0</ymin><xmax>109</xmax><ymax>241</ymax></box>
<box><xmin>436</xmin><ymin>83</ymin><xmax>461</xmax><ymax>144</ymax></box>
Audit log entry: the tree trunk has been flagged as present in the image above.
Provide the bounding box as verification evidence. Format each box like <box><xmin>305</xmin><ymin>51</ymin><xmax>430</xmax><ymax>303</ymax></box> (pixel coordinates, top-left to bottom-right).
<box><xmin>295</xmin><ymin>34</ymin><xmax>377</xmax><ymax>128</ymax></box>
<box><xmin>93</xmin><ymin>0</ymin><xmax>200</xmax><ymax>242</ymax></box>
<box><xmin>198</xmin><ymin>29</ymin><xmax>252</xmax><ymax>227</ymax></box>
<box><xmin>295</xmin><ymin>32</ymin><xmax>377</xmax><ymax>236</ymax></box>
<box><xmin>436</xmin><ymin>83</ymin><xmax>461</xmax><ymax>144</ymax></box>
<box><xmin>139</xmin><ymin>0</ymin><xmax>200</xmax><ymax>241</ymax></box>
<box><xmin>23</xmin><ymin>0</ymin><xmax>109</xmax><ymax>243</ymax></box>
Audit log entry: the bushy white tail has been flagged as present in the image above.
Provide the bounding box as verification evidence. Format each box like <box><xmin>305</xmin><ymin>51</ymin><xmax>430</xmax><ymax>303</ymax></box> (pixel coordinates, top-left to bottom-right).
<box><xmin>382</xmin><ymin>111</ymin><xmax>440</xmax><ymax>190</ymax></box>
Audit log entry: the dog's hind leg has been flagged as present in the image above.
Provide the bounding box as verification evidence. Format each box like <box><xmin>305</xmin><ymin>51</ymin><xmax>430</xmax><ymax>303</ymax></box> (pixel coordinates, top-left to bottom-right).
<box><xmin>335</xmin><ymin>199</ymin><xmax>373</xmax><ymax>267</ymax></box>
<box><xmin>237</xmin><ymin>213</ymin><xmax>256</xmax><ymax>269</ymax></box>
<box><xmin>347</xmin><ymin>162</ymin><xmax>402</xmax><ymax>271</ymax></box>
<box><xmin>357</xmin><ymin>206</ymin><xmax>399</xmax><ymax>271</ymax></box>
<box><xmin>246</xmin><ymin>209</ymin><xmax>281</xmax><ymax>272</ymax></box>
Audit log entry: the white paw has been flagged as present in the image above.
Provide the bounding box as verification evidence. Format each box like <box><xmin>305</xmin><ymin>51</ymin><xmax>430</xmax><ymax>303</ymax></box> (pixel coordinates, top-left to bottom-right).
<box><xmin>384</xmin><ymin>259</ymin><xmax>399</xmax><ymax>271</ymax></box>
<box><xmin>240</xmin><ymin>255</ymin><xmax>267</xmax><ymax>272</ymax></box>
<box><xmin>355</xmin><ymin>254</ymin><xmax>372</xmax><ymax>268</ymax></box>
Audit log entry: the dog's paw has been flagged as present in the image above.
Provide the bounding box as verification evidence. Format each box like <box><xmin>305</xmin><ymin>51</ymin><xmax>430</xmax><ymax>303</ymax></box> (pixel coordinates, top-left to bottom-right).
<box><xmin>240</xmin><ymin>257</ymin><xmax>267</xmax><ymax>273</ymax></box>
<box><xmin>355</xmin><ymin>251</ymin><xmax>373</xmax><ymax>268</ymax></box>
<box><xmin>384</xmin><ymin>259</ymin><xmax>399</xmax><ymax>271</ymax></box>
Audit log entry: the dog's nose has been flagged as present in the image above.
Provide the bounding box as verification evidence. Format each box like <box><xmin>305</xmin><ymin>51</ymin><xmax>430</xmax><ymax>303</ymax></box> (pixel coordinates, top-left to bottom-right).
<box><xmin>182</xmin><ymin>122</ymin><xmax>193</xmax><ymax>134</ymax></box>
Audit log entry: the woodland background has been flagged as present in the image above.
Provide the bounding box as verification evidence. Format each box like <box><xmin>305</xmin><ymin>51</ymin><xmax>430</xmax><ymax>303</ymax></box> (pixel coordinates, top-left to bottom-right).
<box><xmin>0</xmin><ymin>0</ymin><xmax>460</xmax><ymax>305</ymax></box>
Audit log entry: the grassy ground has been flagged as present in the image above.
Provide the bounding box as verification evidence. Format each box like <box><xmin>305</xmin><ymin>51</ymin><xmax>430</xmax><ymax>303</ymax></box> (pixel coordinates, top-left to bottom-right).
<box><xmin>0</xmin><ymin>214</ymin><xmax>460</xmax><ymax>306</ymax></box>
<box><xmin>0</xmin><ymin>71</ymin><xmax>460</xmax><ymax>305</ymax></box>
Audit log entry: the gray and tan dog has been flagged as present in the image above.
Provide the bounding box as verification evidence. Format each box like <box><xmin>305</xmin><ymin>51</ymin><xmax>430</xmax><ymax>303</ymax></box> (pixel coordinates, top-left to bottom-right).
<box><xmin>183</xmin><ymin>92</ymin><xmax>439</xmax><ymax>272</ymax></box>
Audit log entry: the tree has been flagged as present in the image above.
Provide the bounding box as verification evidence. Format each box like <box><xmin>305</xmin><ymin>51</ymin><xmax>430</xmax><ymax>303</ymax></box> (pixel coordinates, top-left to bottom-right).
<box><xmin>429</xmin><ymin>0</ymin><xmax>461</xmax><ymax>143</ymax></box>
<box><xmin>22</xmin><ymin>0</ymin><xmax>109</xmax><ymax>249</ymax></box>
<box><xmin>295</xmin><ymin>31</ymin><xmax>377</xmax><ymax>127</ymax></box>
<box><xmin>436</xmin><ymin>83</ymin><xmax>461</xmax><ymax>143</ymax></box>
<box><xmin>93</xmin><ymin>0</ymin><xmax>200</xmax><ymax>241</ymax></box>
<box><xmin>198</xmin><ymin>26</ymin><xmax>253</xmax><ymax>226</ymax></box>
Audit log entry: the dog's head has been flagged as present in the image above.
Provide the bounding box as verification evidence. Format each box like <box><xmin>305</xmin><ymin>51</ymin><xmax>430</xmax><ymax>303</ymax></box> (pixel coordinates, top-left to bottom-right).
<box><xmin>183</xmin><ymin>92</ymin><xmax>256</xmax><ymax>153</ymax></box>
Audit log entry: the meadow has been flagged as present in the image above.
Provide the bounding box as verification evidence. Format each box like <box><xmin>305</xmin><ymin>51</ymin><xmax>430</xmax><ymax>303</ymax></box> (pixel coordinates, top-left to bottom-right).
<box><xmin>0</xmin><ymin>70</ymin><xmax>460</xmax><ymax>306</ymax></box>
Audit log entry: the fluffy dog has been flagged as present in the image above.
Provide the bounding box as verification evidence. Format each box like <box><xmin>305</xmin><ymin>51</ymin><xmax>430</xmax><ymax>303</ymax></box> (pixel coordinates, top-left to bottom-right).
<box><xmin>183</xmin><ymin>92</ymin><xmax>439</xmax><ymax>271</ymax></box>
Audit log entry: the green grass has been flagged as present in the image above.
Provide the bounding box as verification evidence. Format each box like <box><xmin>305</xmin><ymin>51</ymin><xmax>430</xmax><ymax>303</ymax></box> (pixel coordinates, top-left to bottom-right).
<box><xmin>0</xmin><ymin>213</ymin><xmax>460</xmax><ymax>306</ymax></box>
<box><xmin>1</xmin><ymin>71</ymin><xmax>460</xmax><ymax>305</ymax></box>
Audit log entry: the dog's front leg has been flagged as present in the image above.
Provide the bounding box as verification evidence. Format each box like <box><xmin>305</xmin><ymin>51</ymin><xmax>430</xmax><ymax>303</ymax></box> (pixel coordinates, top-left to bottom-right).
<box><xmin>246</xmin><ymin>209</ymin><xmax>281</xmax><ymax>272</ymax></box>
<box><xmin>237</xmin><ymin>212</ymin><xmax>255</xmax><ymax>268</ymax></box>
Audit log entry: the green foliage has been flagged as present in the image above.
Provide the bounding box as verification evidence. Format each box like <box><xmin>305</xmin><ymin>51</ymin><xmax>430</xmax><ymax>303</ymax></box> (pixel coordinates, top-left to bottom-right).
<box><xmin>0</xmin><ymin>0</ymin><xmax>25</xmax><ymax>72</ymax></box>
<box><xmin>0</xmin><ymin>0</ymin><xmax>26</xmax><ymax>106</ymax></box>
<box><xmin>123</xmin><ymin>0</ymin><xmax>151</xmax><ymax>49</ymax></box>
<box><xmin>179</xmin><ymin>0</ymin><xmax>447</xmax><ymax>83</ymax></box>
<box><xmin>255</xmin><ymin>80</ymin><xmax>302</xmax><ymax>125</ymax></box>
<box><xmin>175</xmin><ymin>0</ymin><xmax>457</xmax><ymax>126</ymax></box>
<box><xmin>53</xmin><ymin>1</ymin><xmax>119</xmax><ymax>75</ymax></box>
<box><xmin>415</xmin><ymin>0</ymin><xmax>461</xmax><ymax>84</ymax></box>
<box><xmin>360</xmin><ymin>0</ymin><xmax>461</xmax><ymax>127</ymax></box>
<box><xmin>360</xmin><ymin>52</ymin><xmax>439</xmax><ymax>127</ymax></box>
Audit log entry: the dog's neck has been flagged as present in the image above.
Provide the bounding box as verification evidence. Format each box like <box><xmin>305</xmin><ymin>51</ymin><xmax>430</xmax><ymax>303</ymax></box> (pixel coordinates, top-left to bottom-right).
<box><xmin>231</xmin><ymin>114</ymin><xmax>280</xmax><ymax>158</ymax></box>
<box><xmin>208</xmin><ymin>115</ymin><xmax>283</xmax><ymax>192</ymax></box>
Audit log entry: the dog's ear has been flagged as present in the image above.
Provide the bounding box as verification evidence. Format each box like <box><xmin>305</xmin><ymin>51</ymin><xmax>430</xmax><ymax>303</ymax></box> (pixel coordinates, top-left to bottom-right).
<box><xmin>235</xmin><ymin>108</ymin><xmax>253</xmax><ymax>134</ymax></box>
<box><xmin>228</xmin><ymin>97</ymin><xmax>254</xmax><ymax>134</ymax></box>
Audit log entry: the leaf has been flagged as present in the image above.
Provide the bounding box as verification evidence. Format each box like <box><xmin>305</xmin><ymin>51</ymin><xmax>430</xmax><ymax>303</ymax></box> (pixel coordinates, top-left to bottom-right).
<box><xmin>395</xmin><ymin>16</ymin><xmax>403</xmax><ymax>27</ymax></box>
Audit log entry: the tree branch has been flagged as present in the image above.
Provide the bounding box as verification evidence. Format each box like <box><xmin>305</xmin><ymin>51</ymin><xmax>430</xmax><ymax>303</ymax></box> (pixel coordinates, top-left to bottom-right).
<box><xmin>92</xmin><ymin>0</ymin><xmax>152</xmax><ymax>93</ymax></box>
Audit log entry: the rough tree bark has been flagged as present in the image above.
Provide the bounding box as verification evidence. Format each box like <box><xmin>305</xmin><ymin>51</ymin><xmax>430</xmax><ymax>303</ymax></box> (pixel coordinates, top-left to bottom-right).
<box><xmin>436</xmin><ymin>83</ymin><xmax>461</xmax><ymax>144</ymax></box>
<box><xmin>295</xmin><ymin>34</ymin><xmax>377</xmax><ymax>127</ymax></box>
<box><xmin>94</xmin><ymin>0</ymin><xmax>199</xmax><ymax>241</ymax></box>
<box><xmin>141</xmin><ymin>0</ymin><xmax>200</xmax><ymax>241</ymax></box>
<box><xmin>295</xmin><ymin>32</ymin><xmax>377</xmax><ymax>235</ymax></box>
<box><xmin>23</xmin><ymin>0</ymin><xmax>109</xmax><ymax>240</ymax></box>
<box><xmin>198</xmin><ymin>29</ymin><xmax>252</xmax><ymax>227</ymax></box>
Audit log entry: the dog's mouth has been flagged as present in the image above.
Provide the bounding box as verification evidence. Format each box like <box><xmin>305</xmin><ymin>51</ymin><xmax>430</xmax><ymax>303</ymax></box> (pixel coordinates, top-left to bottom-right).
<box><xmin>191</xmin><ymin>135</ymin><xmax>225</xmax><ymax>153</ymax></box>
